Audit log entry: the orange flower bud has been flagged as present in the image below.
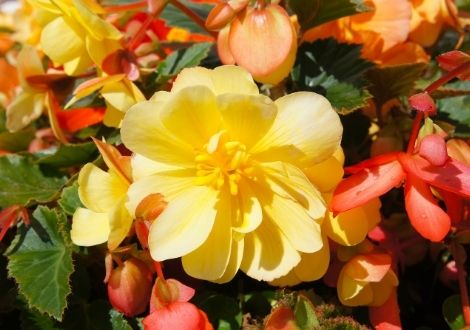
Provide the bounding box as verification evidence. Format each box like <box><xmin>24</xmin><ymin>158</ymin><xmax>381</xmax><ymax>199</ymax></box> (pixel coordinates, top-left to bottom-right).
<box><xmin>419</xmin><ymin>134</ymin><xmax>448</xmax><ymax>167</ymax></box>
<box><xmin>107</xmin><ymin>258</ymin><xmax>153</xmax><ymax>316</ymax></box>
<box><xmin>206</xmin><ymin>3</ymin><xmax>236</xmax><ymax>31</ymax></box>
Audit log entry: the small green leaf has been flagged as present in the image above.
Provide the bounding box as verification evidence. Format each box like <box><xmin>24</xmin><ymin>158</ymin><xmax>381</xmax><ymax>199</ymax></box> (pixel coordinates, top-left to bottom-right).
<box><xmin>294</xmin><ymin>294</ymin><xmax>319</xmax><ymax>329</ymax></box>
<box><xmin>35</xmin><ymin>142</ymin><xmax>98</xmax><ymax>168</ymax></box>
<box><xmin>366</xmin><ymin>62</ymin><xmax>427</xmax><ymax>106</ymax></box>
<box><xmin>0</xmin><ymin>154</ymin><xmax>66</xmax><ymax>208</ymax></box>
<box><xmin>58</xmin><ymin>182</ymin><xmax>84</xmax><ymax>216</ymax></box>
<box><xmin>305</xmin><ymin>0</ymin><xmax>372</xmax><ymax>29</ymax></box>
<box><xmin>155</xmin><ymin>42</ymin><xmax>213</xmax><ymax>84</ymax></box>
<box><xmin>326</xmin><ymin>82</ymin><xmax>372</xmax><ymax>115</ymax></box>
<box><xmin>6</xmin><ymin>206</ymin><xmax>74</xmax><ymax>320</ymax></box>
<box><xmin>0</xmin><ymin>111</ymin><xmax>34</xmax><ymax>152</ymax></box>
<box><xmin>161</xmin><ymin>0</ymin><xmax>213</xmax><ymax>34</ymax></box>
<box><xmin>193</xmin><ymin>292</ymin><xmax>242</xmax><ymax>329</ymax></box>
<box><xmin>437</xmin><ymin>81</ymin><xmax>470</xmax><ymax>137</ymax></box>
<box><xmin>109</xmin><ymin>309</ymin><xmax>132</xmax><ymax>330</ymax></box>
<box><xmin>443</xmin><ymin>294</ymin><xmax>465</xmax><ymax>330</ymax></box>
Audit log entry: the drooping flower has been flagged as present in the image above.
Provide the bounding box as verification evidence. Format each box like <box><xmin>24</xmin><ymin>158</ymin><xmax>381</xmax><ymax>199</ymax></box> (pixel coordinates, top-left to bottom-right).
<box><xmin>71</xmin><ymin>139</ymin><xmax>133</xmax><ymax>250</ymax></box>
<box><xmin>121</xmin><ymin>65</ymin><xmax>343</xmax><ymax>282</ymax></box>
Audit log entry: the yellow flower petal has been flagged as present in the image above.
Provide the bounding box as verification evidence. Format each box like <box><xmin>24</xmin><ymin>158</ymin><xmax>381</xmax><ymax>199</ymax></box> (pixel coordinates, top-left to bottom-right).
<box><xmin>71</xmin><ymin>208</ymin><xmax>109</xmax><ymax>246</ymax></box>
<box><xmin>62</xmin><ymin>51</ymin><xmax>93</xmax><ymax>76</ymax></box>
<box><xmin>107</xmin><ymin>197</ymin><xmax>133</xmax><ymax>250</ymax></box>
<box><xmin>103</xmin><ymin>104</ymin><xmax>124</xmax><ymax>128</ymax></box>
<box><xmin>231</xmin><ymin>180</ymin><xmax>262</xmax><ymax>233</ymax></box>
<box><xmin>325</xmin><ymin>206</ymin><xmax>370</xmax><ymax>247</ymax></box>
<box><xmin>126</xmin><ymin>169</ymin><xmax>196</xmax><ymax>216</ymax></box>
<box><xmin>101</xmin><ymin>80</ymin><xmax>141</xmax><ymax>113</ymax></box>
<box><xmin>217</xmin><ymin>93</ymin><xmax>276</xmax><ymax>148</ymax></box>
<box><xmin>251</xmin><ymin>92</ymin><xmax>342</xmax><ymax>167</ymax></box>
<box><xmin>171</xmin><ymin>65</ymin><xmax>259</xmax><ymax>96</ymax></box>
<box><xmin>241</xmin><ymin>220</ymin><xmax>301</xmax><ymax>281</ymax></box>
<box><xmin>270</xmin><ymin>269</ymin><xmax>302</xmax><ymax>287</ymax></box>
<box><xmin>214</xmin><ymin>237</ymin><xmax>244</xmax><ymax>284</ymax></box>
<box><xmin>131</xmin><ymin>154</ymin><xmax>184</xmax><ymax>181</ymax></box>
<box><xmin>182</xmin><ymin>193</ymin><xmax>232</xmax><ymax>280</ymax></box>
<box><xmin>17</xmin><ymin>45</ymin><xmax>44</xmax><ymax>88</ymax></box>
<box><xmin>159</xmin><ymin>86</ymin><xmax>221</xmax><ymax>149</ymax></box>
<box><xmin>86</xmin><ymin>37</ymin><xmax>122</xmax><ymax>68</ymax></box>
<box><xmin>304</xmin><ymin>155</ymin><xmax>344</xmax><ymax>193</ymax></box>
<box><xmin>294</xmin><ymin>235</ymin><xmax>330</xmax><ymax>281</ymax></box>
<box><xmin>41</xmin><ymin>16</ymin><xmax>85</xmax><ymax>64</ymax></box>
<box><xmin>121</xmin><ymin>100</ymin><xmax>196</xmax><ymax>167</ymax></box>
<box><xmin>148</xmin><ymin>186</ymin><xmax>218</xmax><ymax>261</ymax></box>
<box><xmin>73</xmin><ymin>0</ymin><xmax>121</xmax><ymax>41</ymax></box>
<box><xmin>338</xmin><ymin>272</ymin><xmax>373</xmax><ymax>306</ymax></box>
<box><xmin>78</xmin><ymin>164</ymin><xmax>128</xmax><ymax>212</ymax></box>
<box><xmin>369</xmin><ymin>271</ymin><xmax>397</xmax><ymax>306</ymax></box>
<box><xmin>6</xmin><ymin>92</ymin><xmax>44</xmax><ymax>132</ymax></box>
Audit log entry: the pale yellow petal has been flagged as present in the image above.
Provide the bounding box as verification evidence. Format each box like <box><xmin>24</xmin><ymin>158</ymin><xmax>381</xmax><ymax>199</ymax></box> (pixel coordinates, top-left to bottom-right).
<box><xmin>103</xmin><ymin>104</ymin><xmax>124</xmax><ymax>128</ymax></box>
<box><xmin>241</xmin><ymin>220</ymin><xmax>301</xmax><ymax>281</ymax></box>
<box><xmin>101</xmin><ymin>80</ymin><xmax>139</xmax><ymax>113</ymax></box>
<box><xmin>261</xmin><ymin>162</ymin><xmax>326</xmax><ymax>220</ymax></box>
<box><xmin>217</xmin><ymin>93</ymin><xmax>276</xmax><ymax>148</ymax></box>
<box><xmin>71</xmin><ymin>208</ymin><xmax>109</xmax><ymax>246</ymax></box>
<box><xmin>41</xmin><ymin>17</ymin><xmax>85</xmax><ymax>64</ymax></box>
<box><xmin>107</xmin><ymin>197</ymin><xmax>133</xmax><ymax>250</ymax></box>
<box><xmin>251</xmin><ymin>92</ymin><xmax>342</xmax><ymax>167</ymax></box>
<box><xmin>214</xmin><ymin>237</ymin><xmax>244</xmax><ymax>284</ymax></box>
<box><xmin>325</xmin><ymin>207</ymin><xmax>369</xmax><ymax>246</ymax></box>
<box><xmin>148</xmin><ymin>185</ymin><xmax>218</xmax><ymax>261</ymax></box>
<box><xmin>62</xmin><ymin>51</ymin><xmax>93</xmax><ymax>76</ymax></box>
<box><xmin>304</xmin><ymin>155</ymin><xmax>344</xmax><ymax>193</ymax></box>
<box><xmin>126</xmin><ymin>169</ymin><xmax>196</xmax><ymax>216</ymax></box>
<box><xmin>73</xmin><ymin>0</ymin><xmax>122</xmax><ymax>40</ymax></box>
<box><xmin>252</xmin><ymin>177</ymin><xmax>323</xmax><ymax>254</ymax></box>
<box><xmin>159</xmin><ymin>86</ymin><xmax>221</xmax><ymax>149</ymax></box>
<box><xmin>131</xmin><ymin>154</ymin><xmax>184</xmax><ymax>181</ymax></box>
<box><xmin>171</xmin><ymin>65</ymin><xmax>259</xmax><ymax>96</ymax></box>
<box><xmin>182</xmin><ymin>194</ymin><xmax>232</xmax><ymax>280</ymax></box>
<box><xmin>6</xmin><ymin>92</ymin><xmax>44</xmax><ymax>132</ymax></box>
<box><xmin>17</xmin><ymin>45</ymin><xmax>44</xmax><ymax>88</ymax></box>
<box><xmin>294</xmin><ymin>235</ymin><xmax>330</xmax><ymax>281</ymax></box>
<box><xmin>231</xmin><ymin>180</ymin><xmax>262</xmax><ymax>233</ymax></box>
<box><xmin>270</xmin><ymin>269</ymin><xmax>302</xmax><ymax>287</ymax></box>
<box><xmin>78</xmin><ymin>164</ymin><xmax>128</xmax><ymax>212</ymax></box>
<box><xmin>121</xmin><ymin>100</ymin><xmax>196</xmax><ymax>167</ymax></box>
<box><xmin>338</xmin><ymin>272</ymin><xmax>373</xmax><ymax>306</ymax></box>
<box><xmin>86</xmin><ymin>37</ymin><xmax>122</xmax><ymax>68</ymax></box>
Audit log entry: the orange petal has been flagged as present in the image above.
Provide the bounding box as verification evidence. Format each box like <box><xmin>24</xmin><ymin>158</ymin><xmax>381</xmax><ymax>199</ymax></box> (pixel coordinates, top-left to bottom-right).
<box><xmin>345</xmin><ymin>253</ymin><xmax>392</xmax><ymax>282</ymax></box>
<box><xmin>404</xmin><ymin>175</ymin><xmax>451</xmax><ymax>242</ymax></box>
<box><xmin>265</xmin><ymin>306</ymin><xmax>298</xmax><ymax>330</ymax></box>
<box><xmin>369</xmin><ymin>290</ymin><xmax>402</xmax><ymax>330</ymax></box>
<box><xmin>331</xmin><ymin>160</ymin><xmax>406</xmax><ymax>213</ymax></box>
<box><xmin>56</xmin><ymin>107</ymin><xmax>105</xmax><ymax>132</ymax></box>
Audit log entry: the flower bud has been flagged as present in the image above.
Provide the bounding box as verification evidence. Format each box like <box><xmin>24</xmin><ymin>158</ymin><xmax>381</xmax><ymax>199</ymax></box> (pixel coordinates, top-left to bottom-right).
<box><xmin>408</xmin><ymin>92</ymin><xmax>436</xmax><ymax>115</ymax></box>
<box><xmin>419</xmin><ymin>134</ymin><xmax>448</xmax><ymax>166</ymax></box>
<box><xmin>107</xmin><ymin>258</ymin><xmax>153</xmax><ymax>316</ymax></box>
<box><xmin>206</xmin><ymin>3</ymin><xmax>236</xmax><ymax>31</ymax></box>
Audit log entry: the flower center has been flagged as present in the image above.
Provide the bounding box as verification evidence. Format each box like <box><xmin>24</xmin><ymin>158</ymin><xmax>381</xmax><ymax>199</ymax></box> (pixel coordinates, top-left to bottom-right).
<box><xmin>194</xmin><ymin>131</ymin><xmax>254</xmax><ymax>195</ymax></box>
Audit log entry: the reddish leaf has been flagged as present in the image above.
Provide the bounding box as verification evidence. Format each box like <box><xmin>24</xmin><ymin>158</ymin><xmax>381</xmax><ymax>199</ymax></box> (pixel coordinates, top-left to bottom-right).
<box><xmin>369</xmin><ymin>290</ymin><xmax>402</xmax><ymax>330</ymax></box>
<box><xmin>409</xmin><ymin>92</ymin><xmax>436</xmax><ymax>115</ymax></box>
<box><xmin>345</xmin><ymin>152</ymin><xmax>401</xmax><ymax>174</ymax></box>
<box><xmin>398</xmin><ymin>153</ymin><xmax>470</xmax><ymax>199</ymax></box>
<box><xmin>143</xmin><ymin>302</ymin><xmax>213</xmax><ymax>330</ymax></box>
<box><xmin>404</xmin><ymin>175</ymin><xmax>451</xmax><ymax>242</ymax></box>
<box><xmin>265</xmin><ymin>306</ymin><xmax>298</xmax><ymax>330</ymax></box>
<box><xmin>331</xmin><ymin>160</ymin><xmax>406</xmax><ymax>213</ymax></box>
<box><xmin>437</xmin><ymin>50</ymin><xmax>470</xmax><ymax>80</ymax></box>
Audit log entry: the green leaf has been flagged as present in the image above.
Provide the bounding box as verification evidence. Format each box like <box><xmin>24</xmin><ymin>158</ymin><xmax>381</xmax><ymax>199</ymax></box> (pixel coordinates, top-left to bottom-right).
<box><xmin>326</xmin><ymin>82</ymin><xmax>372</xmax><ymax>115</ymax></box>
<box><xmin>35</xmin><ymin>142</ymin><xmax>98</xmax><ymax>168</ymax></box>
<box><xmin>161</xmin><ymin>0</ymin><xmax>213</xmax><ymax>34</ymax></box>
<box><xmin>293</xmin><ymin>39</ymin><xmax>373</xmax><ymax>114</ymax></box>
<box><xmin>20</xmin><ymin>305</ymin><xmax>61</xmax><ymax>330</ymax></box>
<box><xmin>6</xmin><ymin>206</ymin><xmax>74</xmax><ymax>320</ymax></box>
<box><xmin>436</xmin><ymin>81</ymin><xmax>470</xmax><ymax>137</ymax></box>
<box><xmin>294</xmin><ymin>294</ymin><xmax>319</xmax><ymax>329</ymax></box>
<box><xmin>366</xmin><ymin>62</ymin><xmax>427</xmax><ymax>106</ymax></box>
<box><xmin>304</xmin><ymin>0</ymin><xmax>371</xmax><ymax>29</ymax></box>
<box><xmin>58</xmin><ymin>182</ymin><xmax>84</xmax><ymax>216</ymax></box>
<box><xmin>0</xmin><ymin>155</ymin><xmax>66</xmax><ymax>208</ymax></box>
<box><xmin>193</xmin><ymin>292</ymin><xmax>242</xmax><ymax>329</ymax></box>
<box><xmin>443</xmin><ymin>294</ymin><xmax>465</xmax><ymax>330</ymax></box>
<box><xmin>0</xmin><ymin>111</ymin><xmax>34</xmax><ymax>152</ymax></box>
<box><xmin>155</xmin><ymin>42</ymin><xmax>213</xmax><ymax>84</ymax></box>
<box><xmin>287</xmin><ymin>0</ymin><xmax>320</xmax><ymax>28</ymax></box>
<box><xmin>109</xmin><ymin>309</ymin><xmax>132</xmax><ymax>330</ymax></box>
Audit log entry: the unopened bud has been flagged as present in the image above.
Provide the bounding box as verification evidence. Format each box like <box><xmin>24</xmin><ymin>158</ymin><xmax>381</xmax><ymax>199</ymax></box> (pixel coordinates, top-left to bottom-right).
<box><xmin>206</xmin><ymin>3</ymin><xmax>236</xmax><ymax>31</ymax></box>
<box><xmin>419</xmin><ymin>134</ymin><xmax>448</xmax><ymax>166</ymax></box>
<box><xmin>409</xmin><ymin>92</ymin><xmax>436</xmax><ymax>115</ymax></box>
<box><xmin>107</xmin><ymin>258</ymin><xmax>153</xmax><ymax>316</ymax></box>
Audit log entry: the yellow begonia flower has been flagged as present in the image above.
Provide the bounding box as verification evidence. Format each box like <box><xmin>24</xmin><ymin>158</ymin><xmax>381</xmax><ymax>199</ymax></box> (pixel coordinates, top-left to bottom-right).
<box><xmin>6</xmin><ymin>45</ymin><xmax>47</xmax><ymax>132</ymax></box>
<box><xmin>271</xmin><ymin>148</ymin><xmax>381</xmax><ymax>287</ymax></box>
<box><xmin>71</xmin><ymin>140</ymin><xmax>133</xmax><ymax>250</ymax></box>
<box><xmin>66</xmin><ymin>74</ymin><xmax>145</xmax><ymax>127</ymax></box>
<box><xmin>121</xmin><ymin>65</ymin><xmax>343</xmax><ymax>282</ymax></box>
<box><xmin>29</xmin><ymin>0</ymin><xmax>122</xmax><ymax>75</ymax></box>
<box><xmin>337</xmin><ymin>253</ymin><xmax>398</xmax><ymax>307</ymax></box>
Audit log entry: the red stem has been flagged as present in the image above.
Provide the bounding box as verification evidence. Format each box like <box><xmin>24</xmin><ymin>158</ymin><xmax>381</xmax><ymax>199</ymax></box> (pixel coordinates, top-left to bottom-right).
<box><xmin>452</xmin><ymin>243</ymin><xmax>470</xmax><ymax>325</ymax></box>
<box><xmin>406</xmin><ymin>112</ymin><xmax>423</xmax><ymax>154</ymax></box>
<box><xmin>127</xmin><ymin>14</ymin><xmax>156</xmax><ymax>51</ymax></box>
<box><xmin>170</xmin><ymin>0</ymin><xmax>217</xmax><ymax>38</ymax></box>
<box><xmin>154</xmin><ymin>261</ymin><xmax>165</xmax><ymax>281</ymax></box>
<box><xmin>105</xmin><ymin>0</ymin><xmax>147</xmax><ymax>12</ymax></box>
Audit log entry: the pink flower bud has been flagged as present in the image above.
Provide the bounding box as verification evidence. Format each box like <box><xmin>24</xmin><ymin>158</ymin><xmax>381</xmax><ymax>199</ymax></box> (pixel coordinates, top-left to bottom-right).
<box><xmin>419</xmin><ymin>134</ymin><xmax>448</xmax><ymax>167</ymax></box>
<box><xmin>409</xmin><ymin>92</ymin><xmax>436</xmax><ymax>116</ymax></box>
<box><xmin>107</xmin><ymin>258</ymin><xmax>153</xmax><ymax>316</ymax></box>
